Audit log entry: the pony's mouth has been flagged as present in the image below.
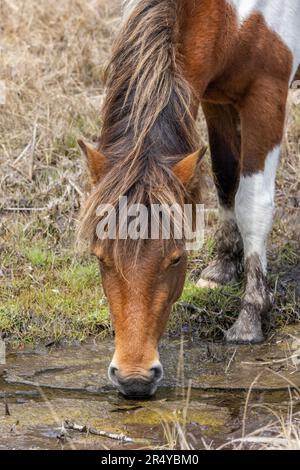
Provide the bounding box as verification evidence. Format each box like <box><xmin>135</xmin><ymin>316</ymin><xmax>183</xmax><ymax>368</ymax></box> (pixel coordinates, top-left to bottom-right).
<box><xmin>108</xmin><ymin>364</ymin><xmax>163</xmax><ymax>398</ymax></box>
<box><xmin>118</xmin><ymin>382</ymin><xmax>159</xmax><ymax>399</ymax></box>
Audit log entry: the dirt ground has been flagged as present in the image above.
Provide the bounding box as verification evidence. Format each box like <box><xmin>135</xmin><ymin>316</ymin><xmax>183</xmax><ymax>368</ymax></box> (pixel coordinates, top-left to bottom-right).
<box><xmin>0</xmin><ymin>0</ymin><xmax>299</xmax><ymax>346</ymax></box>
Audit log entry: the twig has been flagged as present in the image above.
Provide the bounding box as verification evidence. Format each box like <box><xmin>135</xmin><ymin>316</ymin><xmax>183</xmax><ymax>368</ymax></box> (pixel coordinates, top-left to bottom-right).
<box><xmin>225</xmin><ymin>348</ymin><xmax>237</xmax><ymax>374</ymax></box>
<box><xmin>242</xmin><ymin>373</ymin><xmax>263</xmax><ymax>440</ymax></box>
<box><xmin>8</xmin><ymin>162</ymin><xmax>32</xmax><ymax>182</ymax></box>
<box><xmin>64</xmin><ymin>420</ymin><xmax>134</xmax><ymax>443</ymax></box>
<box><xmin>267</xmin><ymin>368</ymin><xmax>300</xmax><ymax>393</ymax></box>
<box><xmin>14</xmin><ymin>141</ymin><xmax>32</xmax><ymax>165</ymax></box>
<box><xmin>241</xmin><ymin>354</ymin><xmax>300</xmax><ymax>366</ymax></box>
<box><xmin>5</xmin><ymin>402</ymin><xmax>10</xmax><ymax>416</ymax></box>
<box><xmin>2</xmin><ymin>207</ymin><xmax>48</xmax><ymax>212</ymax></box>
<box><xmin>67</xmin><ymin>178</ymin><xmax>84</xmax><ymax>197</ymax></box>
<box><xmin>28</xmin><ymin>122</ymin><xmax>38</xmax><ymax>180</ymax></box>
<box><xmin>181</xmin><ymin>302</ymin><xmax>202</xmax><ymax>314</ymax></box>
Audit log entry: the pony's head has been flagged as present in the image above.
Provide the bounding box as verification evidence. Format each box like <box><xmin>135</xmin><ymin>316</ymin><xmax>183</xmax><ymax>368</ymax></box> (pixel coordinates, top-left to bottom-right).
<box><xmin>78</xmin><ymin>141</ymin><xmax>205</xmax><ymax>397</ymax></box>
<box><xmin>78</xmin><ymin>0</ymin><xmax>206</xmax><ymax>398</ymax></box>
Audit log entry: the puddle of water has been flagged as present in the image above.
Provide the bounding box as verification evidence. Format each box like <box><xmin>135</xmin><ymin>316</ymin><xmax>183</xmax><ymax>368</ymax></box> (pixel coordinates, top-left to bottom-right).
<box><xmin>0</xmin><ymin>324</ymin><xmax>300</xmax><ymax>449</ymax></box>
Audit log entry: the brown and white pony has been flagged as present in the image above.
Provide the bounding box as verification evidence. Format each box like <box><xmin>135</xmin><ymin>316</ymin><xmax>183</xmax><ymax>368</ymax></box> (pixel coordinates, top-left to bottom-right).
<box><xmin>79</xmin><ymin>0</ymin><xmax>300</xmax><ymax>397</ymax></box>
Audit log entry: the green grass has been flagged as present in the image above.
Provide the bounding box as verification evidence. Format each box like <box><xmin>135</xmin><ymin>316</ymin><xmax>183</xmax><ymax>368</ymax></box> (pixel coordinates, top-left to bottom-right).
<box><xmin>0</xmin><ymin>223</ymin><xmax>110</xmax><ymax>346</ymax></box>
<box><xmin>0</xmin><ymin>264</ymin><xmax>109</xmax><ymax>346</ymax></box>
<box><xmin>0</xmin><ymin>218</ymin><xmax>299</xmax><ymax>346</ymax></box>
<box><xmin>24</xmin><ymin>246</ymin><xmax>54</xmax><ymax>267</ymax></box>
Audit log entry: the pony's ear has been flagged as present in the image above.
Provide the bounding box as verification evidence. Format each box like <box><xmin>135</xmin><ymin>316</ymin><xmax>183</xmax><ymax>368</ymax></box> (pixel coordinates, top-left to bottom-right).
<box><xmin>78</xmin><ymin>139</ymin><xmax>108</xmax><ymax>184</ymax></box>
<box><xmin>173</xmin><ymin>147</ymin><xmax>207</xmax><ymax>186</ymax></box>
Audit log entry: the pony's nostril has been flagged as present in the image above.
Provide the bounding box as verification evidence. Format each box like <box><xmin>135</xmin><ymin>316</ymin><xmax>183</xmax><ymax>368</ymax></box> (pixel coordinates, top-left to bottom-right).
<box><xmin>108</xmin><ymin>365</ymin><xmax>118</xmax><ymax>382</ymax></box>
<box><xmin>151</xmin><ymin>365</ymin><xmax>163</xmax><ymax>382</ymax></box>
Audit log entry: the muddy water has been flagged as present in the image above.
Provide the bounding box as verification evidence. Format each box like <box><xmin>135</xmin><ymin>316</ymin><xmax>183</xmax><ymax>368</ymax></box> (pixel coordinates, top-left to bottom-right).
<box><xmin>1</xmin><ymin>325</ymin><xmax>300</xmax><ymax>450</ymax></box>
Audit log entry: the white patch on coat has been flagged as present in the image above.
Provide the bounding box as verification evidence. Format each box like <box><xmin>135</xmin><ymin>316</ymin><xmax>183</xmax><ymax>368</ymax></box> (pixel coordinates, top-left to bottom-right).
<box><xmin>227</xmin><ymin>0</ymin><xmax>300</xmax><ymax>80</ymax></box>
<box><xmin>235</xmin><ymin>146</ymin><xmax>280</xmax><ymax>272</ymax></box>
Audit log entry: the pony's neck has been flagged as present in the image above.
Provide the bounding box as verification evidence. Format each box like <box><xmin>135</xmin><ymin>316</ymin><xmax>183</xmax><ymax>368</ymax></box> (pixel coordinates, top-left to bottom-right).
<box><xmin>179</xmin><ymin>0</ymin><xmax>235</xmax><ymax>97</ymax></box>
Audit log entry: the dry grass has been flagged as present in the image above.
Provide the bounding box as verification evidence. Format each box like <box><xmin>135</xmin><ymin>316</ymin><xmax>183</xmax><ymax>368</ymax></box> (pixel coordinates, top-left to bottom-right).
<box><xmin>161</xmin><ymin>398</ymin><xmax>300</xmax><ymax>451</ymax></box>
<box><xmin>0</xmin><ymin>0</ymin><xmax>299</xmax><ymax>345</ymax></box>
<box><xmin>0</xmin><ymin>0</ymin><xmax>121</xmax><ymax>218</ymax></box>
<box><xmin>162</xmin><ymin>379</ymin><xmax>300</xmax><ymax>451</ymax></box>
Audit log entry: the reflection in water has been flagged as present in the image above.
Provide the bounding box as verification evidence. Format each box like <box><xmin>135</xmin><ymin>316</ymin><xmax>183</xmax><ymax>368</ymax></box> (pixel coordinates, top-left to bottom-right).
<box><xmin>1</xmin><ymin>327</ymin><xmax>299</xmax><ymax>449</ymax></box>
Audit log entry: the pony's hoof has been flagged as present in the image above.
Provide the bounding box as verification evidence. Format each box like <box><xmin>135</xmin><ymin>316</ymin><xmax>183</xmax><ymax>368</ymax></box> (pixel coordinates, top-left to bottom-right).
<box><xmin>200</xmin><ymin>258</ymin><xmax>241</xmax><ymax>287</ymax></box>
<box><xmin>225</xmin><ymin>319</ymin><xmax>264</xmax><ymax>345</ymax></box>
<box><xmin>196</xmin><ymin>278</ymin><xmax>221</xmax><ymax>289</ymax></box>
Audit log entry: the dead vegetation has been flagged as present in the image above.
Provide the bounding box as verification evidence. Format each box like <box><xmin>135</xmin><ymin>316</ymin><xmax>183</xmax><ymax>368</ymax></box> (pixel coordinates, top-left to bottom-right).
<box><xmin>0</xmin><ymin>0</ymin><xmax>120</xmax><ymax>218</ymax></box>
<box><xmin>168</xmin><ymin>382</ymin><xmax>300</xmax><ymax>451</ymax></box>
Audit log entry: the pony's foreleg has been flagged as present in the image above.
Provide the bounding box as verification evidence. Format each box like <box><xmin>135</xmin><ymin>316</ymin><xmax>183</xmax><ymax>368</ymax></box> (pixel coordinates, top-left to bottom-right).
<box><xmin>198</xmin><ymin>103</ymin><xmax>243</xmax><ymax>289</ymax></box>
<box><xmin>225</xmin><ymin>78</ymin><xmax>287</xmax><ymax>344</ymax></box>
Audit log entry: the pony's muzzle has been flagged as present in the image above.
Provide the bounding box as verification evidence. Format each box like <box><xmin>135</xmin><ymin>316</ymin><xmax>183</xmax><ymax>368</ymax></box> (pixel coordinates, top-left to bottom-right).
<box><xmin>108</xmin><ymin>363</ymin><xmax>163</xmax><ymax>398</ymax></box>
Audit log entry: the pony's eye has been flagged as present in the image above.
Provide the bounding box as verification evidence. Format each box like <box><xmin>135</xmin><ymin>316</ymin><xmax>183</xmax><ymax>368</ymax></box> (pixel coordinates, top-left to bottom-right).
<box><xmin>98</xmin><ymin>257</ymin><xmax>105</xmax><ymax>266</ymax></box>
<box><xmin>98</xmin><ymin>257</ymin><xmax>113</xmax><ymax>270</ymax></box>
<box><xmin>170</xmin><ymin>256</ymin><xmax>182</xmax><ymax>267</ymax></box>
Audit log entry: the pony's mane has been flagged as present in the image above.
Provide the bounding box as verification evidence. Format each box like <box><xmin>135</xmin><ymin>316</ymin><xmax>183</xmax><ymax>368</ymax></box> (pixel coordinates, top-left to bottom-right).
<box><xmin>79</xmin><ymin>0</ymin><xmax>199</xmax><ymax>266</ymax></box>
